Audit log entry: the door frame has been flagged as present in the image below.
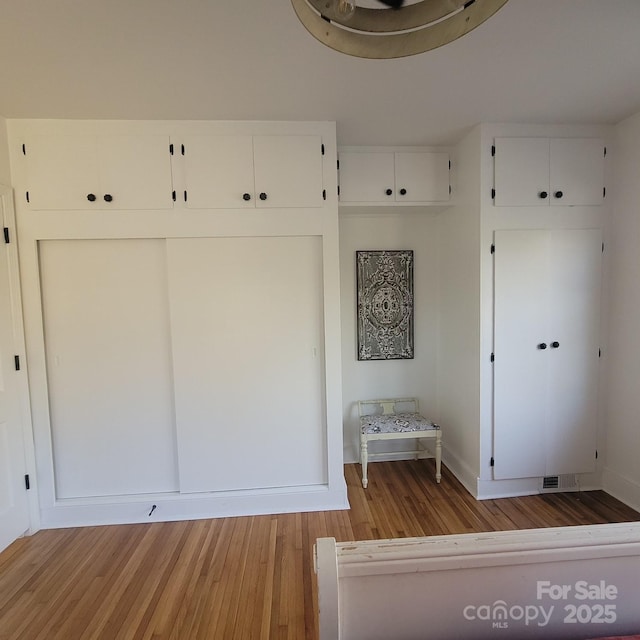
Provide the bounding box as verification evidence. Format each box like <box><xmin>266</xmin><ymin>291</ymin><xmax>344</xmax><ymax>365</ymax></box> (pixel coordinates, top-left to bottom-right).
<box><xmin>1</xmin><ymin>184</ymin><xmax>39</xmax><ymax>539</ymax></box>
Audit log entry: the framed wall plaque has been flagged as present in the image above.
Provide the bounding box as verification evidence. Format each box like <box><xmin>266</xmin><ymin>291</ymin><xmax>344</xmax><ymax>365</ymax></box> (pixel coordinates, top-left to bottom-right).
<box><xmin>356</xmin><ymin>250</ymin><xmax>414</xmax><ymax>360</ymax></box>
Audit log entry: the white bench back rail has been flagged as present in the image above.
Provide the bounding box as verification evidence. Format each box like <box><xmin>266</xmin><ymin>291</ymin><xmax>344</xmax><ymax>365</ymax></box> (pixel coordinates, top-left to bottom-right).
<box><xmin>315</xmin><ymin>523</ymin><xmax>640</xmax><ymax>639</ymax></box>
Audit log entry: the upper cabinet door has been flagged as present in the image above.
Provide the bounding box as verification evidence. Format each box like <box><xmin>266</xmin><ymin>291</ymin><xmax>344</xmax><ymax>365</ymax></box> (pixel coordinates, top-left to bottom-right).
<box><xmin>25</xmin><ymin>134</ymin><xmax>174</xmax><ymax>210</ymax></box>
<box><xmin>25</xmin><ymin>135</ymin><xmax>101</xmax><ymax>210</ymax></box>
<box><xmin>338</xmin><ymin>149</ymin><xmax>450</xmax><ymax>205</ymax></box>
<box><xmin>395</xmin><ymin>151</ymin><xmax>450</xmax><ymax>203</ymax></box>
<box><xmin>99</xmin><ymin>135</ymin><xmax>174</xmax><ymax>210</ymax></box>
<box><xmin>253</xmin><ymin>135</ymin><xmax>324</xmax><ymax>208</ymax></box>
<box><xmin>549</xmin><ymin>138</ymin><xmax>605</xmax><ymax>206</ymax></box>
<box><xmin>493</xmin><ymin>137</ymin><xmax>605</xmax><ymax>207</ymax></box>
<box><xmin>338</xmin><ymin>151</ymin><xmax>395</xmax><ymax>203</ymax></box>
<box><xmin>182</xmin><ymin>135</ymin><xmax>256</xmax><ymax>209</ymax></box>
<box><xmin>493</xmin><ymin>138</ymin><xmax>550</xmax><ymax>207</ymax></box>
<box><xmin>182</xmin><ymin>134</ymin><xmax>324</xmax><ymax>209</ymax></box>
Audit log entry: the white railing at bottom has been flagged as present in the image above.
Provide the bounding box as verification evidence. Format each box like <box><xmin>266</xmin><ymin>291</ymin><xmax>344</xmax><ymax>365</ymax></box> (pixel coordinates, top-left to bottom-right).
<box><xmin>315</xmin><ymin>523</ymin><xmax>640</xmax><ymax>640</ymax></box>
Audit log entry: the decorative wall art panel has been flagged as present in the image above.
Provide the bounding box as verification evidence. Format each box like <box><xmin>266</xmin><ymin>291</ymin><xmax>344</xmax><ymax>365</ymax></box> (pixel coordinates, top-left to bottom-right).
<box><xmin>356</xmin><ymin>250</ymin><xmax>414</xmax><ymax>360</ymax></box>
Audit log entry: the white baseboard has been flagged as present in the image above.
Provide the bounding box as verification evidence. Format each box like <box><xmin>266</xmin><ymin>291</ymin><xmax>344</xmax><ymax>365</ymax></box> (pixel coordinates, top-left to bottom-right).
<box><xmin>602</xmin><ymin>467</ymin><xmax>640</xmax><ymax>513</ymax></box>
<box><xmin>440</xmin><ymin>448</ymin><xmax>479</xmax><ymax>498</ymax></box>
<box><xmin>40</xmin><ymin>484</ymin><xmax>350</xmax><ymax>529</ymax></box>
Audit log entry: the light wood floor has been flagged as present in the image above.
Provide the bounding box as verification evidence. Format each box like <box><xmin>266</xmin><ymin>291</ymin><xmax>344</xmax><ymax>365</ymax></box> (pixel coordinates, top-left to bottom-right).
<box><xmin>1</xmin><ymin>462</ymin><xmax>639</xmax><ymax>640</ymax></box>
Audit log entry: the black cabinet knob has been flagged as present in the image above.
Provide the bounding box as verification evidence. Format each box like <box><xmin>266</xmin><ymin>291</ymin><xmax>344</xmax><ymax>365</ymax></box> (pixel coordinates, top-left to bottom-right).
<box><xmin>551</xmin><ymin>341</ymin><xmax>560</xmax><ymax>348</ymax></box>
<box><xmin>554</xmin><ymin>191</ymin><xmax>564</xmax><ymax>199</ymax></box>
<box><xmin>537</xmin><ymin>343</ymin><xmax>548</xmax><ymax>350</ymax></box>
<box><xmin>103</xmin><ymin>194</ymin><xmax>113</xmax><ymax>203</ymax></box>
<box><xmin>385</xmin><ymin>188</ymin><xmax>393</xmax><ymax>196</ymax></box>
<box><xmin>539</xmin><ymin>191</ymin><xmax>548</xmax><ymax>199</ymax></box>
<box><xmin>87</xmin><ymin>193</ymin><xmax>96</xmax><ymax>202</ymax></box>
<box><xmin>259</xmin><ymin>192</ymin><xmax>267</xmax><ymax>201</ymax></box>
<box><xmin>243</xmin><ymin>193</ymin><xmax>251</xmax><ymax>201</ymax></box>
<box><xmin>399</xmin><ymin>188</ymin><xmax>407</xmax><ymax>196</ymax></box>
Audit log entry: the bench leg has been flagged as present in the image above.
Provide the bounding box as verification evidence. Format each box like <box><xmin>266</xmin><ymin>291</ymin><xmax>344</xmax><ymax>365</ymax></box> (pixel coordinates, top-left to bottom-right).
<box><xmin>360</xmin><ymin>433</ymin><xmax>369</xmax><ymax>488</ymax></box>
<box><xmin>435</xmin><ymin>431</ymin><xmax>442</xmax><ymax>484</ymax></box>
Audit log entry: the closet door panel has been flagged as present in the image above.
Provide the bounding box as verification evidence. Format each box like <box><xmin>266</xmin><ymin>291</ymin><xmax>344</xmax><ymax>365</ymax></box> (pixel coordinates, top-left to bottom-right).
<box><xmin>40</xmin><ymin>239</ymin><xmax>178</xmax><ymax>499</ymax></box>
<box><xmin>168</xmin><ymin>236</ymin><xmax>326</xmax><ymax>493</ymax></box>
<box><xmin>493</xmin><ymin>230</ymin><xmax>550</xmax><ymax>479</ymax></box>
<box><xmin>545</xmin><ymin>229</ymin><xmax>601</xmax><ymax>475</ymax></box>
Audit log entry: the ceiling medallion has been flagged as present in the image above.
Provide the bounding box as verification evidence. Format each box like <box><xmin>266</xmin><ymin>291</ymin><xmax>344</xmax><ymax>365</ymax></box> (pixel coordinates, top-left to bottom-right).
<box><xmin>291</xmin><ymin>0</ymin><xmax>510</xmax><ymax>59</ymax></box>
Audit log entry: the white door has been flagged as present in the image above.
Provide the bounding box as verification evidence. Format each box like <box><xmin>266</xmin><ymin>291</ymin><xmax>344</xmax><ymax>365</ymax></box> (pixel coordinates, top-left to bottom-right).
<box><xmin>545</xmin><ymin>229</ymin><xmax>602</xmax><ymax>474</ymax></box>
<box><xmin>167</xmin><ymin>236</ymin><xmax>327</xmax><ymax>493</ymax></box>
<box><xmin>549</xmin><ymin>139</ymin><xmax>605</xmax><ymax>206</ymax></box>
<box><xmin>253</xmin><ymin>135</ymin><xmax>324</xmax><ymax>208</ymax></box>
<box><xmin>0</xmin><ymin>189</ymin><xmax>30</xmax><ymax>552</ymax></box>
<box><xmin>394</xmin><ymin>152</ymin><xmax>450</xmax><ymax>203</ymax></box>
<box><xmin>493</xmin><ymin>230</ymin><xmax>550</xmax><ymax>479</ymax></box>
<box><xmin>99</xmin><ymin>135</ymin><xmax>174</xmax><ymax>210</ymax></box>
<box><xmin>493</xmin><ymin>229</ymin><xmax>602</xmax><ymax>480</ymax></box>
<box><xmin>40</xmin><ymin>239</ymin><xmax>178</xmax><ymax>498</ymax></box>
<box><xmin>338</xmin><ymin>151</ymin><xmax>395</xmax><ymax>203</ymax></box>
<box><xmin>25</xmin><ymin>134</ymin><xmax>100</xmax><ymax>210</ymax></box>
<box><xmin>493</xmin><ymin>138</ymin><xmax>550</xmax><ymax>207</ymax></box>
<box><xmin>182</xmin><ymin>135</ymin><xmax>256</xmax><ymax>209</ymax></box>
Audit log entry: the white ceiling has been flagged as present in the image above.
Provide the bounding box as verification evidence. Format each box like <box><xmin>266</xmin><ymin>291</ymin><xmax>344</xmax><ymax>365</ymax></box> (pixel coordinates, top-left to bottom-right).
<box><xmin>1</xmin><ymin>0</ymin><xmax>639</xmax><ymax>146</ymax></box>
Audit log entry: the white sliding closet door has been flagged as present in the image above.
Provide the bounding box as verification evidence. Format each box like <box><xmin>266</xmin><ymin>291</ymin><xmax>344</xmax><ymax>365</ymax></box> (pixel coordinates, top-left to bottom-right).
<box><xmin>40</xmin><ymin>240</ymin><xmax>178</xmax><ymax>498</ymax></box>
<box><xmin>167</xmin><ymin>236</ymin><xmax>326</xmax><ymax>493</ymax></box>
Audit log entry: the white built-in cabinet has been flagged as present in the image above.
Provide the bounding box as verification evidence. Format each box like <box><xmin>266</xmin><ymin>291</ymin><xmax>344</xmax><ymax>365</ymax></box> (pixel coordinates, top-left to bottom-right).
<box><xmin>9</xmin><ymin>119</ymin><xmax>345</xmax><ymax>527</ymax></box>
<box><xmin>39</xmin><ymin>237</ymin><xmax>327</xmax><ymax>499</ymax></box>
<box><xmin>492</xmin><ymin>229</ymin><xmax>602</xmax><ymax>480</ymax></box>
<box><xmin>338</xmin><ymin>148</ymin><xmax>450</xmax><ymax>204</ymax></box>
<box><xmin>493</xmin><ymin>137</ymin><xmax>605</xmax><ymax>207</ymax></box>
<box><xmin>23</xmin><ymin>134</ymin><xmax>174</xmax><ymax>210</ymax></box>
<box><xmin>181</xmin><ymin>135</ymin><xmax>325</xmax><ymax>208</ymax></box>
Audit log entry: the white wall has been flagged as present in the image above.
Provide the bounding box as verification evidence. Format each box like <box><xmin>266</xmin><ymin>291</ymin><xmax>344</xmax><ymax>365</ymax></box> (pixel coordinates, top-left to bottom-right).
<box><xmin>602</xmin><ymin>110</ymin><xmax>640</xmax><ymax>511</ymax></box>
<box><xmin>0</xmin><ymin>116</ymin><xmax>10</xmax><ymax>185</ymax></box>
<box><xmin>435</xmin><ymin>126</ymin><xmax>482</xmax><ymax>491</ymax></box>
<box><xmin>339</xmin><ymin>209</ymin><xmax>441</xmax><ymax>462</ymax></box>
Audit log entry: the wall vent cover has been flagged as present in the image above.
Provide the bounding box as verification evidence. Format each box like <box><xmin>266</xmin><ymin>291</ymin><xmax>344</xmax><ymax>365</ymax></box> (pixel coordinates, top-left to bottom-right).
<box><xmin>540</xmin><ymin>474</ymin><xmax>578</xmax><ymax>493</ymax></box>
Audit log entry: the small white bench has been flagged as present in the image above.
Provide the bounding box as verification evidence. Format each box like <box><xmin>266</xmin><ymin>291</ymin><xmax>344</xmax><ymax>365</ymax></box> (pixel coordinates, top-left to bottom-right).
<box><xmin>358</xmin><ymin>397</ymin><xmax>441</xmax><ymax>488</ymax></box>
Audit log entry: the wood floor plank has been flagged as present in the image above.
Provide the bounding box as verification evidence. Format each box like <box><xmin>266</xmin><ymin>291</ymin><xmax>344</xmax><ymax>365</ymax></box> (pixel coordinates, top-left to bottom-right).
<box><xmin>1</xmin><ymin>462</ymin><xmax>639</xmax><ymax>640</ymax></box>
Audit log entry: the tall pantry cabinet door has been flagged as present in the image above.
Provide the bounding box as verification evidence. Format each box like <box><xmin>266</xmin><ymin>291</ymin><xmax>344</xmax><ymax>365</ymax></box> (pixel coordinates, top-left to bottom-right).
<box><xmin>253</xmin><ymin>135</ymin><xmax>324</xmax><ymax>208</ymax></box>
<box><xmin>167</xmin><ymin>236</ymin><xmax>327</xmax><ymax>493</ymax></box>
<box><xmin>545</xmin><ymin>230</ymin><xmax>601</xmax><ymax>475</ymax></box>
<box><xmin>493</xmin><ymin>138</ymin><xmax>550</xmax><ymax>206</ymax></box>
<box><xmin>39</xmin><ymin>240</ymin><xmax>178</xmax><ymax>499</ymax></box>
<box><xmin>182</xmin><ymin>135</ymin><xmax>256</xmax><ymax>208</ymax></box>
<box><xmin>493</xmin><ymin>230</ymin><xmax>551</xmax><ymax>479</ymax></box>
<box><xmin>493</xmin><ymin>229</ymin><xmax>602</xmax><ymax>480</ymax></box>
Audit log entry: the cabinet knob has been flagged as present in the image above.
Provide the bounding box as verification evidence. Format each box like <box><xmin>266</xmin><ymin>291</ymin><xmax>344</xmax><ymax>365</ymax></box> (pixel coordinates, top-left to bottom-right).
<box><xmin>259</xmin><ymin>192</ymin><xmax>267</xmax><ymax>201</ymax></box>
<box><xmin>399</xmin><ymin>188</ymin><xmax>407</xmax><ymax>196</ymax></box>
<box><xmin>539</xmin><ymin>191</ymin><xmax>548</xmax><ymax>199</ymax></box>
<box><xmin>551</xmin><ymin>341</ymin><xmax>560</xmax><ymax>348</ymax></box>
<box><xmin>554</xmin><ymin>191</ymin><xmax>564</xmax><ymax>199</ymax></box>
<box><xmin>103</xmin><ymin>194</ymin><xmax>113</xmax><ymax>203</ymax></box>
<box><xmin>243</xmin><ymin>193</ymin><xmax>251</xmax><ymax>201</ymax></box>
<box><xmin>537</xmin><ymin>342</ymin><xmax>548</xmax><ymax>350</ymax></box>
<box><xmin>87</xmin><ymin>193</ymin><xmax>97</xmax><ymax>202</ymax></box>
<box><xmin>385</xmin><ymin>188</ymin><xmax>393</xmax><ymax>196</ymax></box>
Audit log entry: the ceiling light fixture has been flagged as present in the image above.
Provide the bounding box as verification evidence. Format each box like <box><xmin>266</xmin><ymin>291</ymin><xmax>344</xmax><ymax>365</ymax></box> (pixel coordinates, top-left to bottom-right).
<box><xmin>291</xmin><ymin>0</ymin><xmax>510</xmax><ymax>59</ymax></box>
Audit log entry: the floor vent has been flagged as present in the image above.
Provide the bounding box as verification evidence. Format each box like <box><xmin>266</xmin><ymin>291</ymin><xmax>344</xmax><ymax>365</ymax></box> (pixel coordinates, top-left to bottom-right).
<box><xmin>540</xmin><ymin>474</ymin><xmax>578</xmax><ymax>493</ymax></box>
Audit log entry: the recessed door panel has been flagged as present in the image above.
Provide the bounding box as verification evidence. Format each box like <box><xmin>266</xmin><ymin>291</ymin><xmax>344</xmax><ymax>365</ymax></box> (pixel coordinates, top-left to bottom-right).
<box><xmin>40</xmin><ymin>239</ymin><xmax>178</xmax><ymax>498</ymax></box>
<box><xmin>168</xmin><ymin>236</ymin><xmax>327</xmax><ymax>493</ymax></box>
